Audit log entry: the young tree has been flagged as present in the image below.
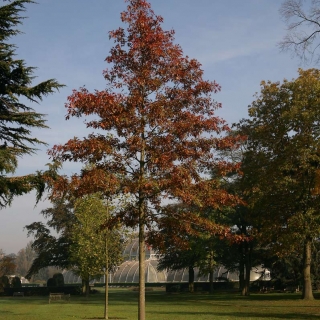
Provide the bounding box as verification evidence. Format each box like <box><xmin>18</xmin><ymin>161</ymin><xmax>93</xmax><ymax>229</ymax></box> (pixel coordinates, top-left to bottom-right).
<box><xmin>70</xmin><ymin>194</ymin><xmax>124</xmax><ymax>298</ymax></box>
<box><xmin>0</xmin><ymin>0</ymin><xmax>63</xmax><ymax>208</ymax></box>
<box><xmin>279</xmin><ymin>0</ymin><xmax>320</xmax><ymax>64</ymax></box>
<box><xmin>237</xmin><ymin>68</ymin><xmax>320</xmax><ymax>300</ymax></box>
<box><xmin>50</xmin><ymin>1</ymin><xmax>241</xmax><ymax>318</ymax></box>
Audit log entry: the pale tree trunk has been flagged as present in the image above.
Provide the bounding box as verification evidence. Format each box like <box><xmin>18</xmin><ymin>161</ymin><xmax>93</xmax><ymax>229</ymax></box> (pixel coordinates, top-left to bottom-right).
<box><xmin>207</xmin><ymin>251</ymin><xmax>214</xmax><ymax>294</ymax></box>
<box><xmin>104</xmin><ymin>267</ymin><xmax>109</xmax><ymax>320</ymax></box>
<box><xmin>139</xmin><ymin>218</ymin><xmax>146</xmax><ymax>320</ymax></box>
<box><xmin>138</xmin><ymin>117</ymin><xmax>146</xmax><ymax>320</ymax></box>
<box><xmin>302</xmin><ymin>237</ymin><xmax>314</xmax><ymax>300</ymax></box>
<box><xmin>104</xmin><ymin>235</ymin><xmax>109</xmax><ymax>319</ymax></box>
<box><xmin>104</xmin><ymin>202</ymin><xmax>109</xmax><ymax>319</ymax></box>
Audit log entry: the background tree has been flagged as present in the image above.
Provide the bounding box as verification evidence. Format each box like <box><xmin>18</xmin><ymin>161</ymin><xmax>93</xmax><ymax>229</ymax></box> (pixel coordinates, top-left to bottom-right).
<box><xmin>26</xmin><ymin>182</ymin><xmax>126</xmax><ymax>301</ymax></box>
<box><xmin>11</xmin><ymin>276</ymin><xmax>21</xmax><ymax>288</ymax></box>
<box><xmin>50</xmin><ymin>1</ymin><xmax>241</xmax><ymax>318</ymax></box>
<box><xmin>157</xmin><ymin>237</ymin><xmax>203</xmax><ymax>293</ymax></box>
<box><xmin>31</xmin><ymin>266</ymin><xmax>61</xmax><ymax>283</ymax></box>
<box><xmin>279</xmin><ymin>0</ymin><xmax>320</xmax><ymax>64</ymax></box>
<box><xmin>153</xmin><ymin>203</ymin><xmax>218</xmax><ymax>294</ymax></box>
<box><xmin>70</xmin><ymin>194</ymin><xmax>125</xmax><ymax>297</ymax></box>
<box><xmin>25</xmin><ymin>196</ymin><xmax>75</xmax><ymax>278</ymax></box>
<box><xmin>237</xmin><ymin>68</ymin><xmax>320</xmax><ymax>300</ymax></box>
<box><xmin>0</xmin><ymin>0</ymin><xmax>63</xmax><ymax>208</ymax></box>
<box><xmin>0</xmin><ymin>275</ymin><xmax>10</xmax><ymax>292</ymax></box>
<box><xmin>216</xmin><ymin>155</ymin><xmax>260</xmax><ymax>296</ymax></box>
<box><xmin>0</xmin><ymin>249</ymin><xmax>16</xmax><ymax>276</ymax></box>
<box><xmin>15</xmin><ymin>241</ymin><xmax>36</xmax><ymax>278</ymax></box>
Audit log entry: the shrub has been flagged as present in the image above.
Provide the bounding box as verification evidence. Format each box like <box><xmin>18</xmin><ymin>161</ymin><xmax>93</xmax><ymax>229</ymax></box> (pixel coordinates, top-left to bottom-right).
<box><xmin>11</xmin><ymin>276</ymin><xmax>21</xmax><ymax>288</ymax></box>
<box><xmin>0</xmin><ymin>276</ymin><xmax>10</xmax><ymax>291</ymax></box>
<box><xmin>167</xmin><ymin>285</ymin><xmax>180</xmax><ymax>293</ymax></box>
<box><xmin>47</xmin><ymin>278</ymin><xmax>56</xmax><ymax>287</ymax></box>
<box><xmin>53</xmin><ymin>273</ymin><xmax>64</xmax><ymax>287</ymax></box>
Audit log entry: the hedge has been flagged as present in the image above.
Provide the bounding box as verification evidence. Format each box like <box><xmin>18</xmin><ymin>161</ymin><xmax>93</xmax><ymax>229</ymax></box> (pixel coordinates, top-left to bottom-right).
<box><xmin>3</xmin><ymin>285</ymin><xmax>81</xmax><ymax>296</ymax></box>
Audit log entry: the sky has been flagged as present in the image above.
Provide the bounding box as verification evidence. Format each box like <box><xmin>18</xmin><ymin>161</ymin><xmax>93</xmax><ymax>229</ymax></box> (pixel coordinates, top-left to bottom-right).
<box><xmin>0</xmin><ymin>0</ymin><xmax>306</xmax><ymax>254</ymax></box>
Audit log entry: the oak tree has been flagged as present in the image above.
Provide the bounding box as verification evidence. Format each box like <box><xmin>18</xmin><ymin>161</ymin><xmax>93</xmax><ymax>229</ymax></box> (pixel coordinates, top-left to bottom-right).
<box><xmin>237</xmin><ymin>68</ymin><xmax>320</xmax><ymax>300</ymax></box>
<box><xmin>50</xmin><ymin>1</ymin><xmax>241</xmax><ymax>318</ymax></box>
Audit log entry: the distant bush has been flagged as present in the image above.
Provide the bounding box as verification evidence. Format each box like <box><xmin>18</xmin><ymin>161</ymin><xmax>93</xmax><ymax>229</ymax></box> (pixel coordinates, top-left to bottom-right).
<box><xmin>166</xmin><ymin>282</ymin><xmax>237</xmax><ymax>293</ymax></box>
<box><xmin>4</xmin><ymin>285</ymin><xmax>81</xmax><ymax>296</ymax></box>
<box><xmin>47</xmin><ymin>278</ymin><xmax>56</xmax><ymax>287</ymax></box>
<box><xmin>11</xmin><ymin>276</ymin><xmax>21</xmax><ymax>288</ymax></box>
<box><xmin>0</xmin><ymin>276</ymin><xmax>10</xmax><ymax>292</ymax></box>
<box><xmin>167</xmin><ymin>285</ymin><xmax>180</xmax><ymax>292</ymax></box>
<box><xmin>53</xmin><ymin>273</ymin><xmax>64</xmax><ymax>287</ymax></box>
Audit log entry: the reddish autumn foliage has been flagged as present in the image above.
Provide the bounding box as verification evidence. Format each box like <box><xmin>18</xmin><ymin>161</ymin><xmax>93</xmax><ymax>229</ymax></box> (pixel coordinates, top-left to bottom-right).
<box><xmin>49</xmin><ymin>1</ymin><xmax>242</xmax><ymax>319</ymax></box>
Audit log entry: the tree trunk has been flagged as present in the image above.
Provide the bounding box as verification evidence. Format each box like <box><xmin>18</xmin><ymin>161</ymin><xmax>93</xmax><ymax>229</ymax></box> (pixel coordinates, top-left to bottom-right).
<box><xmin>138</xmin><ymin>117</ymin><xmax>146</xmax><ymax>320</ymax></box>
<box><xmin>302</xmin><ymin>237</ymin><xmax>314</xmax><ymax>300</ymax></box>
<box><xmin>241</xmin><ymin>278</ymin><xmax>248</xmax><ymax>296</ymax></box>
<box><xmin>239</xmin><ymin>244</ymin><xmax>245</xmax><ymax>295</ymax></box>
<box><xmin>241</xmin><ymin>242</ymin><xmax>251</xmax><ymax>296</ymax></box>
<box><xmin>81</xmin><ymin>279</ymin><xmax>85</xmax><ymax>295</ymax></box>
<box><xmin>138</xmin><ymin>216</ymin><xmax>146</xmax><ymax>320</ymax></box>
<box><xmin>104</xmin><ymin>267</ymin><xmax>109</xmax><ymax>319</ymax></box>
<box><xmin>244</xmin><ymin>262</ymin><xmax>251</xmax><ymax>296</ymax></box>
<box><xmin>104</xmin><ymin>202</ymin><xmax>109</xmax><ymax>319</ymax></box>
<box><xmin>82</xmin><ymin>277</ymin><xmax>90</xmax><ymax>298</ymax></box>
<box><xmin>209</xmin><ymin>269</ymin><xmax>214</xmax><ymax>294</ymax></box>
<box><xmin>244</xmin><ymin>242</ymin><xmax>252</xmax><ymax>296</ymax></box>
<box><xmin>188</xmin><ymin>266</ymin><xmax>194</xmax><ymax>293</ymax></box>
<box><xmin>104</xmin><ymin>236</ymin><xmax>109</xmax><ymax>319</ymax></box>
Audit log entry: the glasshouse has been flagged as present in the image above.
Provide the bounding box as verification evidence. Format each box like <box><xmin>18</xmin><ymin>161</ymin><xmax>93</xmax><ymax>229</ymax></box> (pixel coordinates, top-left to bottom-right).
<box><xmin>63</xmin><ymin>238</ymin><xmax>270</xmax><ymax>284</ymax></box>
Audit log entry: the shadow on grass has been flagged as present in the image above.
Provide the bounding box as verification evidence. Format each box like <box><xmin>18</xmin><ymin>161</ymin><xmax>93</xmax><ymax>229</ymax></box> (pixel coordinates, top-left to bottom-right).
<box><xmin>83</xmin><ymin>316</ymin><xmax>127</xmax><ymax>320</ymax></box>
<box><xmin>2</xmin><ymin>290</ymin><xmax>319</xmax><ymax>308</ymax></box>
<box><xmin>150</xmin><ymin>310</ymin><xmax>320</xmax><ymax>320</ymax></box>
<box><xmin>145</xmin><ymin>291</ymin><xmax>320</xmax><ymax>302</ymax></box>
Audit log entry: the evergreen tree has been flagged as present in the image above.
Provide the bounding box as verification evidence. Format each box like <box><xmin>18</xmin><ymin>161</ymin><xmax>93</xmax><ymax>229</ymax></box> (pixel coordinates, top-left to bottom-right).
<box><xmin>0</xmin><ymin>0</ymin><xmax>63</xmax><ymax>207</ymax></box>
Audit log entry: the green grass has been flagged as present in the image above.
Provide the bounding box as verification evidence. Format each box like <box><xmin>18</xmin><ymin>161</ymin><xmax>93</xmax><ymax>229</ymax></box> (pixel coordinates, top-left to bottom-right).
<box><xmin>0</xmin><ymin>288</ymin><xmax>320</xmax><ymax>320</ymax></box>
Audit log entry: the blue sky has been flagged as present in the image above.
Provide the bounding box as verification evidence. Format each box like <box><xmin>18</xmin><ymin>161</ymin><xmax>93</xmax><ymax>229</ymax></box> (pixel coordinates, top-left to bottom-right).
<box><xmin>1</xmin><ymin>0</ymin><xmax>304</xmax><ymax>254</ymax></box>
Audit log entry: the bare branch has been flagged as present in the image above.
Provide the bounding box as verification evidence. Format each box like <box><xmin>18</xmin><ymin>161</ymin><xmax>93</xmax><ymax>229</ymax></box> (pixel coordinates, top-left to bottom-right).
<box><xmin>279</xmin><ymin>0</ymin><xmax>320</xmax><ymax>64</ymax></box>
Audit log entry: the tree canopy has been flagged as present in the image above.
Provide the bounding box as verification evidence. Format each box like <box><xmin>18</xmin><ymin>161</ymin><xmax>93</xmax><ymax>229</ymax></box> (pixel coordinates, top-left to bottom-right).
<box><xmin>49</xmin><ymin>1</ymin><xmax>242</xmax><ymax>318</ymax></box>
<box><xmin>70</xmin><ymin>194</ymin><xmax>125</xmax><ymax>297</ymax></box>
<box><xmin>237</xmin><ymin>68</ymin><xmax>320</xmax><ymax>300</ymax></box>
<box><xmin>0</xmin><ymin>0</ymin><xmax>63</xmax><ymax>207</ymax></box>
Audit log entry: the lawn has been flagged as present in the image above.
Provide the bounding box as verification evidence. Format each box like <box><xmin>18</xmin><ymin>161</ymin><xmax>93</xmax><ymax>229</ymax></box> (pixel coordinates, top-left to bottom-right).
<box><xmin>0</xmin><ymin>288</ymin><xmax>319</xmax><ymax>320</ymax></box>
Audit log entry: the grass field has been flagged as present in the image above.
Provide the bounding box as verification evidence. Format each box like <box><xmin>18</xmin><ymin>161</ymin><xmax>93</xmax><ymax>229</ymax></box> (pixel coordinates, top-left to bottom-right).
<box><xmin>0</xmin><ymin>288</ymin><xmax>319</xmax><ymax>320</ymax></box>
